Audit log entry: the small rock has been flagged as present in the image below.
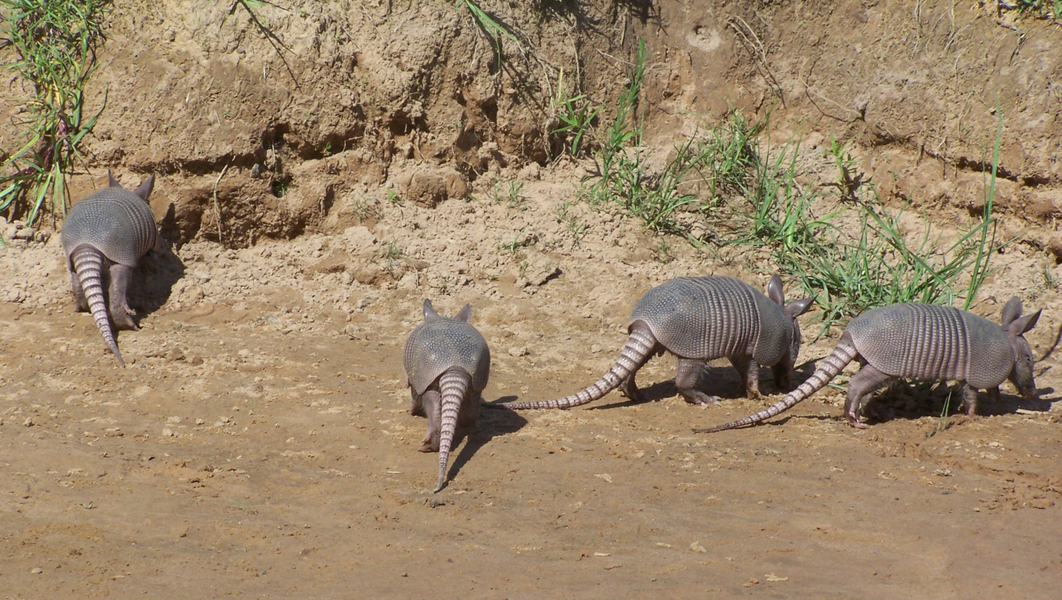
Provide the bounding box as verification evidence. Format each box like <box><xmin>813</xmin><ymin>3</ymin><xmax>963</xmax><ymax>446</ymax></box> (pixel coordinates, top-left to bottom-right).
<box><xmin>31</xmin><ymin>567</ymin><xmax>42</xmax><ymax>575</ymax></box>
<box><xmin>508</xmin><ymin>346</ymin><xmax>528</xmax><ymax>357</ymax></box>
<box><xmin>162</xmin><ymin>428</ymin><xmax>174</xmax><ymax>437</ymax></box>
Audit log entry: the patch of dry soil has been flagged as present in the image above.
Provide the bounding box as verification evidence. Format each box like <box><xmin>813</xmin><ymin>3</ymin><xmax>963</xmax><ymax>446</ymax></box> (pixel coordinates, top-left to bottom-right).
<box><xmin>3</xmin><ymin>1</ymin><xmax>1062</xmax><ymax>598</ymax></box>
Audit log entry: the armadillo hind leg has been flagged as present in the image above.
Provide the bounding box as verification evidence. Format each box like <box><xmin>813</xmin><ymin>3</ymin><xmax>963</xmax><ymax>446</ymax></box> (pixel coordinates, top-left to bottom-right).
<box><xmin>107</xmin><ymin>264</ymin><xmax>137</xmax><ymax>331</ymax></box>
<box><xmin>70</xmin><ymin>270</ymin><xmax>89</xmax><ymax>312</ymax></box>
<box><xmin>844</xmin><ymin>364</ymin><xmax>895</xmax><ymax>428</ymax></box>
<box><xmin>458</xmin><ymin>392</ymin><xmax>480</xmax><ymax>428</ymax></box>
<box><xmin>675</xmin><ymin>358</ymin><xmax>719</xmax><ymax>405</ymax></box>
<box><xmin>961</xmin><ymin>383</ymin><xmax>981</xmax><ymax>416</ymax></box>
<box><xmin>729</xmin><ymin>354</ymin><xmax>761</xmax><ymax>399</ymax></box>
<box><xmin>418</xmin><ymin>389</ymin><xmax>443</xmax><ymax>452</ymax></box>
<box><xmin>620</xmin><ymin>371</ymin><xmax>643</xmax><ymax>403</ymax></box>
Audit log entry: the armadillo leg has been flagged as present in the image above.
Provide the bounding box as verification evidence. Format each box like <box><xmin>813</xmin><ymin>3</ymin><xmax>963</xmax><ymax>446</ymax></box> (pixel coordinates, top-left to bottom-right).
<box><xmin>961</xmin><ymin>383</ymin><xmax>981</xmax><ymax>416</ymax></box>
<box><xmin>844</xmin><ymin>364</ymin><xmax>895</xmax><ymax>428</ymax></box>
<box><xmin>70</xmin><ymin>270</ymin><xmax>88</xmax><ymax>312</ymax></box>
<box><xmin>108</xmin><ymin>264</ymin><xmax>137</xmax><ymax>330</ymax></box>
<box><xmin>418</xmin><ymin>389</ymin><xmax>443</xmax><ymax>452</ymax></box>
<box><xmin>409</xmin><ymin>387</ymin><xmax>425</xmax><ymax>417</ymax></box>
<box><xmin>676</xmin><ymin>358</ymin><xmax>719</xmax><ymax>405</ymax></box>
<box><xmin>620</xmin><ymin>371</ymin><xmax>643</xmax><ymax>403</ymax></box>
<box><xmin>458</xmin><ymin>391</ymin><xmax>480</xmax><ymax>428</ymax></box>
<box><xmin>771</xmin><ymin>353</ymin><xmax>794</xmax><ymax>391</ymax></box>
<box><xmin>730</xmin><ymin>355</ymin><xmax>761</xmax><ymax>399</ymax></box>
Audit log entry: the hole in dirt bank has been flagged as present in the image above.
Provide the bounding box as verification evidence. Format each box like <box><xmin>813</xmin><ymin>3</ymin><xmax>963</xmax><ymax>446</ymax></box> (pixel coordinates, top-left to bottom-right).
<box><xmin>480</xmin><ymin>96</ymin><xmax>498</xmax><ymax>124</ymax></box>
<box><xmin>388</xmin><ymin>111</ymin><xmax>428</xmax><ymax>136</ymax></box>
<box><xmin>955</xmin><ymin>156</ymin><xmax>1017</xmax><ymax>182</ymax></box>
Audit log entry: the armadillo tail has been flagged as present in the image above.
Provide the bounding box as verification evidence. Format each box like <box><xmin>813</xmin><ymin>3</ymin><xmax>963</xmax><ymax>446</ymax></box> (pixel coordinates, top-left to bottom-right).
<box><xmin>72</xmin><ymin>246</ymin><xmax>125</xmax><ymax>367</ymax></box>
<box><xmin>434</xmin><ymin>368</ymin><xmax>469</xmax><ymax>493</ymax></box>
<box><xmin>695</xmin><ymin>339</ymin><xmax>858</xmax><ymax>433</ymax></box>
<box><xmin>508</xmin><ymin>328</ymin><xmax>656</xmax><ymax>410</ymax></box>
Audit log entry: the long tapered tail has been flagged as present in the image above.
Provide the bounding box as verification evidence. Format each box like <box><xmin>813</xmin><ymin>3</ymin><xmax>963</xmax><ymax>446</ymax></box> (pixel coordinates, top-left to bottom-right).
<box><xmin>507</xmin><ymin>327</ymin><xmax>657</xmax><ymax>410</ymax></box>
<box><xmin>434</xmin><ymin>368</ymin><xmax>470</xmax><ymax>493</ymax></box>
<box><xmin>72</xmin><ymin>246</ymin><xmax>125</xmax><ymax>367</ymax></box>
<box><xmin>695</xmin><ymin>339</ymin><xmax>858</xmax><ymax>433</ymax></box>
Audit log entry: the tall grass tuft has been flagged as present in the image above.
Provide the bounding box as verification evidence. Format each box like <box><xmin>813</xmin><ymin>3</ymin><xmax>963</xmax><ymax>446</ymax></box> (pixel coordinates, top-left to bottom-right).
<box><xmin>0</xmin><ymin>0</ymin><xmax>109</xmax><ymax>226</ymax></box>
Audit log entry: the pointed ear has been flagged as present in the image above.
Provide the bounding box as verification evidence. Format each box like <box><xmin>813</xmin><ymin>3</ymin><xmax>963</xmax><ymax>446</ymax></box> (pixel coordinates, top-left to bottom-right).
<box><xmin>423</xmin><ymin>299</ymin><xmax>440</xmax><ymax>322</ymax></box>
<box><xmin>134</xmin><ymin>174</ymin><xmax>155</xmax><ymax>201</ymax></box>
<box><xmin>767</xmin><ymin>274</ymin><xmax>785</xmax><ymax>305</ymax></box>
<box><xmin>1000</xmin><ymin>296</ymin><xmax>1024</xmax><ymax>327</ymax></box>
<box><xmin>1009</xmin><ymin>309</ymin><xmax>1041</xmax><ymax>336</ymax></box>
<box><xmin>455</xmin><ymin>303</ymin><xmax>472</xmax><ymax>323</ymax></box>
<box><xmin>785</xmin><ymin>297</ymin><xmax>815</xmax><ymax>319</ymax></box>
<box><xmin>107</xmin><ymin>169</ymin><xmax>120</xmax><ymax>187</ymax></box>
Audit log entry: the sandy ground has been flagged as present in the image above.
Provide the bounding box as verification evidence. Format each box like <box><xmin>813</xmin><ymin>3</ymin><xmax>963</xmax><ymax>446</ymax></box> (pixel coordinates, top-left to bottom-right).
<box><xmin>3</xmin><ymin>1</ymin><xmax>1062</xmax><ymax>598</ymax></box>
<box><xmin>2</xmin><ymin>168</ymin><xmax>1061</xmax><ymax>599</ymax></box>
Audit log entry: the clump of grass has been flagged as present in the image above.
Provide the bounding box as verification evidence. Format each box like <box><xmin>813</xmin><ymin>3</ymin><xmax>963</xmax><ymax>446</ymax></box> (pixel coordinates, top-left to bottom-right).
<box><xmin>753</xmin><ymin>119</ymin><xmax>1007</xmax><ymax>333</ymax></box>
<box><xmin>0</xmin><ymin>0</ymin><xmax>109</xmax><ymax>226</ymax></box>
<box><xmin>585</xmin><ymin>39</ymin><xmax>708</xmax><ymax>236</ymax></box>
<box><xmin>489</xmin><ymin>177</ymin><xmax>526</xmax><ymax>210</ymax></box>
<box><xmin>586</xmin><ymin>41</ymin><xmax>766</xmax><ymax>240</ymax></box>
<box><xmin>1010</xmin><ymin>0</ymin><xmax>1062</xmax><ymax>21</ymax></box>
<box><xmin>456</xmin><ymin>0</ymin><xmax>521</xmax><ymax>64</ymax></box>
<box><xmin>550</xmin><ymin>68</ymin><xmax>600</xmax><ymax>157</ymax></box>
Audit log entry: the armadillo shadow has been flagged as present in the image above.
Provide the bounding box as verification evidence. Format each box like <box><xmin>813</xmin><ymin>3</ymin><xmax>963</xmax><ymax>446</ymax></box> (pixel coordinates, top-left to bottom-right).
<box><xmin>863</xmin><ymin>379</ymin><xmax>1058</xmax><ymax>423</ymax></box>
<box><xmin>587</xmin><ymin>359</ymin><xmax>811</xmax><ymax>410</ymax></box>
<box><xmin>127</xmin><ymin>205</ymin><xmax>185</xmax><ymax>320</ymax></box>
<box><xmin>445</xmin><ymin>396</ymin><xmax>528</xmax><ymax>484</ymax></box>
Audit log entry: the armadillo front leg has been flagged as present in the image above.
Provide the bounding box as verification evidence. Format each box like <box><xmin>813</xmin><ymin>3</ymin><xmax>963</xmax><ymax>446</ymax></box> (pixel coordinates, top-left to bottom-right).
<box><xmin>844</xmin><ymin>364</ymin><xmax>896</xmax><ymax>428</ymax></box>
<box><xmin>108</xmin><ymin>264</ymin><xmax>138</xmax><ymax>330</ymax></box>
<box><xmin>676</xmin><ymin>358</ymin><xmax>719</xmax><ymax>405</ymax></box>
<box><xmin>729</xmin><ymin>354</ymin><xmax>761</xmax><ymax>399</ymax></box>
<box><xmin>962</xmin><ymin>383</ymin><xmax>982</xmax><ymax>416</ymax></box>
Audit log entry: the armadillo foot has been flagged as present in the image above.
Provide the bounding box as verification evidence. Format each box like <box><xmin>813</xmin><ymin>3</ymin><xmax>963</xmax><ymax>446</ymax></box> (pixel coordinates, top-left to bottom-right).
<box><xmin>680</xmin><ymin>391</ymin><xmax>721</xmax><ymax>405</ymax></box>
<box><xmin>418</xmin><ymin>436</ymin><xmax>438</xmax><ymax>453</ymax></box>
<box><xmin>110</xmin><ymin>306</ymin><xmax>138</xmax><ymax>330</ymax></box>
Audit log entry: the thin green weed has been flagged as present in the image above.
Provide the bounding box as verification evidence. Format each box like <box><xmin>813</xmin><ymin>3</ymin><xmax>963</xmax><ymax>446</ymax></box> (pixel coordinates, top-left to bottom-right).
<box><xmin>0</xmin><ymin>0</ymin><xmax>109</xmax><ymax>226</ymax></box>
<box><xmin>551</xmin><ymin>68</ymin><xmax>600</xmax><ymax>157</ymax></box>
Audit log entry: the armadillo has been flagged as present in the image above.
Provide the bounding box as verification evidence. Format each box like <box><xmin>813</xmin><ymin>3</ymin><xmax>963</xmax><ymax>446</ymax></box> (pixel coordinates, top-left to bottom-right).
<box><xmin>696</xmin><ymin>297</ymin><xmax>1042</xmax><ymax>432</ymax></box>
<box><xmin>403</xmin><ymin>299</ymin><xmax>491</xmax><ymax>492</ymax></box>
<box><xmin>61</xmin><ymin>172</ymin><xmax>157</xmax><ymax>367</ymax></box>
<box><xmin>508</xmin><ymin>275</ymin><xmax>814</xmax><ymax>410</ymax></box>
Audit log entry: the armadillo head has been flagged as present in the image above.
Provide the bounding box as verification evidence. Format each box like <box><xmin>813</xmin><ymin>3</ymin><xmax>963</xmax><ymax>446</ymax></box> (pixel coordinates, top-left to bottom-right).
<box><xmin>1000</xmin><ymin>296</ymin><xmax>1041</xmax><ymax>399</ymax></box>
<box><xmin>767</xmin><ymin>274</ymin><xmax>815</xmax><ymax>363</ymax></box>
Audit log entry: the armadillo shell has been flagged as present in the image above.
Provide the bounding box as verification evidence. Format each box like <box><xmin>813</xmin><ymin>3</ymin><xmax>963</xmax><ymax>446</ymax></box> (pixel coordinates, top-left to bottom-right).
<box><xmin>847</xmin><ymin>303</ymin><xmax>1013</xmax><ymax>389</ymax></box>
<box><xmin>62</xmin><ymin>188</ymin><xmax>157</xmax><ymax>267</ymax></box>
<box><xmin>628</xmin><ymin>277</ymin><xmax>761</xmax><ymax>360</ymax></box>
<box><xmin>404</xmin><ymin>319</ymin><xmax>490</xmax><ymax>395</ymax></box>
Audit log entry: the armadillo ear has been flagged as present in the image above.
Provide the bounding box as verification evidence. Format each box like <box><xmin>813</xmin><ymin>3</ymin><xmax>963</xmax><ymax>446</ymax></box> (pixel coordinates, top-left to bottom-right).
<box><xmin>1001</xmin><ymin>296</ymin><xmax>1023</xmax><ymax>327</ymax></box>
<box><xmin>455</xmin><ymin>303</ymin><xmax>472</xmax><ymax>323</ymax></box>
<box><xmin>134</xmin><ymin>174</ymin><xmax>155</xmax><ymax>201</ymax></box>
<box><xmin>107</xmin><ymin>170</ymin><xmax>120</xmax><ymax>187</ymax></box>
<box><xmin>786</xmin><ymin>297</ymin><xmax>815</xmax><ymax>319</ymax></box>
<box><xmin>1009</xmin><ymin>309</ymin><xmax>1041</xmax><ymax>336</ymax></box>
<box><xmin>767</xmin><ymin>274</ymin><xmax>785</xmax><ymax>305</ymax></box>
<box><xmin>423</xmin><ymin>299</ymin><xmax>440</xmax><ymax>322</ymax></box>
